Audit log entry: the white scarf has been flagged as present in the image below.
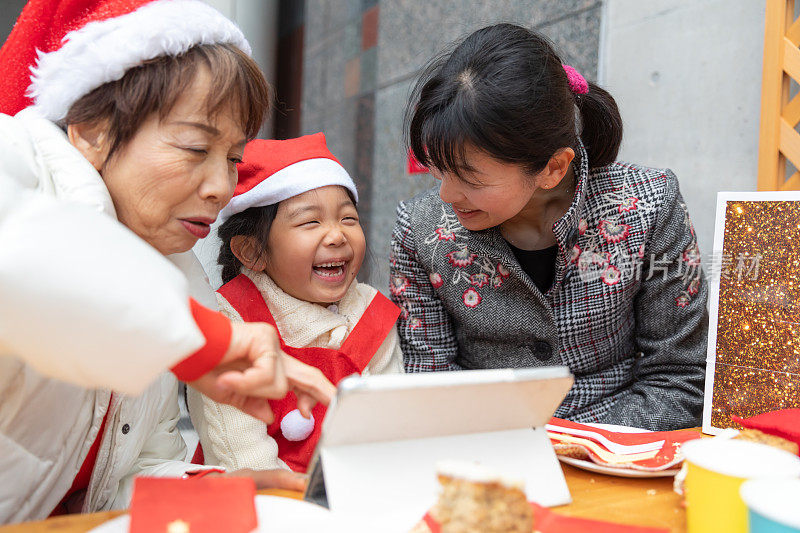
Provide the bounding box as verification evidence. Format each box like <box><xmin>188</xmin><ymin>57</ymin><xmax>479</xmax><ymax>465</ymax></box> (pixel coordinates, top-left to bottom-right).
<box><xmin>217</xmin><ymin>268</ymin><xmax>403</xmax><ymax>375</ymax></box>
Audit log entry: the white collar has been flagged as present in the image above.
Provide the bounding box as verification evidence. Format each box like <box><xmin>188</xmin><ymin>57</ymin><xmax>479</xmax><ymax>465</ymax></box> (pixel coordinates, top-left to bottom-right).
<box><xmin>16</xmin><ymin>107</ymin><xmax>116</xmax><ymax>218</ymax></box>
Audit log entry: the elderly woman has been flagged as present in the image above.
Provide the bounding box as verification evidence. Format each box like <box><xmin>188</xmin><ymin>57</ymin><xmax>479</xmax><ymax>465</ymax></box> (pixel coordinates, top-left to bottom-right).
<box><xmin>0</xmin><ymin>0</ymin><xmax>334</xmax><ymax>524</ymax></box>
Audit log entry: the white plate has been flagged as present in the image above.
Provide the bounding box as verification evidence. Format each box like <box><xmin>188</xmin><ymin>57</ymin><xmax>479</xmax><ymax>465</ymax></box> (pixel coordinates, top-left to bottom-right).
<box><xmin>555</xmin><ymin>423</ymin><xmax>682</xmax><ymax>478</ymax></box>
<box><xmin>89</xmin><ymin>495</ymin><xmax>375</xmax><ymax>533</ymax></box>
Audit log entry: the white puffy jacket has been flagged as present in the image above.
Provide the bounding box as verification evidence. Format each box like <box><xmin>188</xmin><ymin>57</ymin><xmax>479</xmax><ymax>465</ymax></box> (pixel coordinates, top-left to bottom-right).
<box><xmin>0</xmin><ymin>109</ymin><xmax>220</xmax><ymax>524</ymax></box>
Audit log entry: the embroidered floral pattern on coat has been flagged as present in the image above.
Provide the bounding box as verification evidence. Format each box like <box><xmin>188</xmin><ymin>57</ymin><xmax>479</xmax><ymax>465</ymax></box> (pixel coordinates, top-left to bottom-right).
<box><xmin>389</xmin><ymin>274</ymin><xmax>409</xmax><ymax>296</ymax></box>
<box><xmin>417</xmin><ymin>180</ymin><xmax>702</xmax><ymax>309</ymax></box>
<box><xmin>566</xmin><ymin>184</ymin><xmax>656</xmax><ymax>287</ymax></box>
<box><xmin>423</xmin><ymin>205</ymin><xmax>510</xmax><ymax>308</ymax></box>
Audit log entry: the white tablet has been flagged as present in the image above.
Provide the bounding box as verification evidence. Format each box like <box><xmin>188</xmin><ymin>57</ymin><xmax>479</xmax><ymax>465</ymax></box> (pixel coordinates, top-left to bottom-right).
<box><xmin>304</xmin><ymin>367</ymin><xmax>574</xmax><ymax>528</ymax></box>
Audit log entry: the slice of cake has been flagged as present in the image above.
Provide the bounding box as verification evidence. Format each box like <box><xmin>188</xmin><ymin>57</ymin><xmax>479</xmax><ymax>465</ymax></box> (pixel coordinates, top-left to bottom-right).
<box><xmin>429</xmin><ymin>460</ymin><xmax>533</xmax><ymax>533</ymax></box>
<box><xmin>552</xmin><ymin>442</ymin><xmax>591</xmax><ymax>460</ymax></box>
<box><xmin>735</xmin><ymin>429</ymin><xmax>800</xmax><ymax>455</ymax></box>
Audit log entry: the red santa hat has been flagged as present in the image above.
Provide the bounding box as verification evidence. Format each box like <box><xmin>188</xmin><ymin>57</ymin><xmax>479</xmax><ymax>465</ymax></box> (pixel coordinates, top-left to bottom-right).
<box><xmin>0</xmin><ymin>0</ymin><xmax>250</xmax><ymax>122</ymax></box>
<box><xmin>220</xmin><ymin>133</ymin><xmax>358</xmax><ymax>221</ymax></box>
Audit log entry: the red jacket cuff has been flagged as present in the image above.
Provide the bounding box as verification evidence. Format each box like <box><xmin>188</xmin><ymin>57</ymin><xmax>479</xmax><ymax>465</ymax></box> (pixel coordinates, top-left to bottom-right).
<box><xmin>171</xmin><ymin>299</ymin><xmax>232</xmax><ymax>382</ymax></box>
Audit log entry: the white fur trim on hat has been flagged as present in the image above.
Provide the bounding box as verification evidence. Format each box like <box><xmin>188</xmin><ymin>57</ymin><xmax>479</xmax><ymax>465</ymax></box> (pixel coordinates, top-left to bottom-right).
<box><xmin>28</xmin><ymin>0</ymin><xmax>251</xmax><ymax>123</ymax></box>
<box><xmin>220</xmin><ymin>158</ymin><xmax>359</xmax><ymax>220</ymax></box>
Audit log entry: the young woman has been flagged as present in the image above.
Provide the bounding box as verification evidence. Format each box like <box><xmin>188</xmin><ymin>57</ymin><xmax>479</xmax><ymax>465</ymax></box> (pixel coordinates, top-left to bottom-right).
<box><xmin>390</xmin><ymin>23</ymin><xmax>707</xmax><ymax>430</ymax></box>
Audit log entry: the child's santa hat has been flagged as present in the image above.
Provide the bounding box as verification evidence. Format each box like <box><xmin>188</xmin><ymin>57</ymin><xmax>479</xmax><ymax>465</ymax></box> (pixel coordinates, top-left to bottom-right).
<box><xmin>220</xmin><ymin>133</ymin><xmax>358</xmax><ymax>221</ymax></box>
<box><xmin>0</xmin><ymin>0</ymin><xmax>250</xmax><ymax>122</ymax></box>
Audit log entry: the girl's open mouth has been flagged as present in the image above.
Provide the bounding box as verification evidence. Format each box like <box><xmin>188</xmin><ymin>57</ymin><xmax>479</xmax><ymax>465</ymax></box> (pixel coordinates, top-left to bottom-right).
<box><xmin>312</xmin><ymin>260</ymin><xmax>348</xmax><ymax>282</ymax></box>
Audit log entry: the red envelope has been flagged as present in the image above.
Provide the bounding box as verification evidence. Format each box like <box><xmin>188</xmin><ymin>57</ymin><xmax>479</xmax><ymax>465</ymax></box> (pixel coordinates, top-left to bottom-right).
<box><xmin>420</xmin><ymin>502</ymin><xmax>668</xmax><ymax>533</ymax></box>
<box><xmin>129</xmin><ymin>477</ymin><xmax>257</xmax><ymax>533</ymax></box>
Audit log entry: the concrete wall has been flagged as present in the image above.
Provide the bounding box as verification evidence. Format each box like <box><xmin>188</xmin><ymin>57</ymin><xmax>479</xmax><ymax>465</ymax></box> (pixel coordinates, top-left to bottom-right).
<box><xmin>302</xmin><ymin>0</ymin><xmax>604</xmax><ymax>290</ymax></box>
<box><xmin>194</xmin><ymin>0</ymin><xmax>281</xmax><ymax>287</ymax></box>
<box><xmin>0</xmin><ymin>1</ymin><xmax>26</xmax><ymax>44</ymax></box>
<box><xmin>600</xmin><ymin>0</ymin><xmax>766</xmax><ymax>258</ymax></box>
<box><xmin>203</xmin><ymin>0</ymin><xmax>280</xmax><ymax>136</ymax></box>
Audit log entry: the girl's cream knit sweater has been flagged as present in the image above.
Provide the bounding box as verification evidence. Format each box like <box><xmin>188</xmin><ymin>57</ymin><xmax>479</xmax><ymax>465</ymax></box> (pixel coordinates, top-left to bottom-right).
<box><xmin>188</xmin><ymin>268</ymin><xmax>403</xmax><ymax>471</ymax></box>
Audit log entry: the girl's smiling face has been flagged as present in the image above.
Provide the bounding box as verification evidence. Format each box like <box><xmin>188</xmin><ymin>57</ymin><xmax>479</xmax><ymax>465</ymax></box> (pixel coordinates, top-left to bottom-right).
<box><xmin>264</xmin><ymin>185</ymin><xmax>365</xmax><ymax>305</ymax></box>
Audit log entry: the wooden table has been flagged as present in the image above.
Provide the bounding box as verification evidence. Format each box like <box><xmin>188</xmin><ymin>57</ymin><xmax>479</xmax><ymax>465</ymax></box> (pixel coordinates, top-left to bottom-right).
<box><xmin>557</xmin><ymin>464</ymin><xmax>684</xmax><ymax>531</ymax></box>
<box><xmin>0</xmin><ymin>466</ymin><xmax>685</xmax><ymax>532</ymax></box>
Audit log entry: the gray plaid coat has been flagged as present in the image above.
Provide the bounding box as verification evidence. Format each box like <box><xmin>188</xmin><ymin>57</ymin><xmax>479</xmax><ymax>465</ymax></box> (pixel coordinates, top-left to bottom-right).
<box><xmin>388</xmin><ymin>146</ymin><xmax>707</xmax><ymax>430</ymax></box>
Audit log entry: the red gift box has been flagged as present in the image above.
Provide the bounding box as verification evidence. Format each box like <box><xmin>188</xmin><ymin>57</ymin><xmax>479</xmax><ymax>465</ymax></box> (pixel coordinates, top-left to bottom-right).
<box><xmin>129</xmin><ymin>477</ymin><xmax>257</xmax><ymax>533</ymax></box>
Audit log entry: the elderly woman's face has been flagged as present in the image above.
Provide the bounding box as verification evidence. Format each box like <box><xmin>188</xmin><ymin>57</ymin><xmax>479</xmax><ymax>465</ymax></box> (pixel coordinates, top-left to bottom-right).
<box><xmin>74</xmin><ymin>68</ymin><xmax>247</xmax><ymax>255</ymax></box>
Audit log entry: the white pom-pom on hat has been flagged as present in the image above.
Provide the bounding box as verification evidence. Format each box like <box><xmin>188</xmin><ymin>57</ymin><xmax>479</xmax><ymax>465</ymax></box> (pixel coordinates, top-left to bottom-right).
<box><xmin>280</xmin><ymin>409</ymin><xmax>315</xmax><ymax>442</ymax></box>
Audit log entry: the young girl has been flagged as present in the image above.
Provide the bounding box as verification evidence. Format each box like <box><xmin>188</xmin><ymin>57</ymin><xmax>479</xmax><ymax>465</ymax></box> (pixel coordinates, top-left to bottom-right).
<box><xmin>189</xmin><ymin>133</ymin><xmax>403</xmax><ymax>472</ymax></box>
<box><xmin>390</xmin><ymin>23</ymin><xmax>707</xmax><ymax>431</ymax></box>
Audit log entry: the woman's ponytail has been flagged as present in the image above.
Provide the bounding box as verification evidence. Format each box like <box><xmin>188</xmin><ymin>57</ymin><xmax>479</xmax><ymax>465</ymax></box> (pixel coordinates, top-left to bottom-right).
<box><xmin>576</xmin><ymin>81</ymin><xmax>623</xmax><ymax>169</ymax></box>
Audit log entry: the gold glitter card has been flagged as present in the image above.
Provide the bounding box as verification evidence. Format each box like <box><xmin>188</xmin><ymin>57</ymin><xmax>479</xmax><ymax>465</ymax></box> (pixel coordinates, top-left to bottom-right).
<box><xmin>703</xmin><ymin>192</ymin><xmax>800</xmax><ymax>434</ymax></box>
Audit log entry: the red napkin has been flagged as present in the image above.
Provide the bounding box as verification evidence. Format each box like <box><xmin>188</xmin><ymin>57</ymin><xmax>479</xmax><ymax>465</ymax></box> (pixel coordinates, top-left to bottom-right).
<box><xmin>547</xmin><ymin>418</ymin><xmax>701</xmax><ymax>470</ymax></box>
<box><xmin>732</xmin><ymin>409</ymin><xmax>800</xmax><ymax>456</ymax></box>
<box><xmin>420</xmin><ymin>502</ymin><xmax>668</xmax><ymax>533</ymax></box>
<box><xmin>128</xmin><ymin>477</ymin><xmax>257</xmax><ymax>533</ymax></box>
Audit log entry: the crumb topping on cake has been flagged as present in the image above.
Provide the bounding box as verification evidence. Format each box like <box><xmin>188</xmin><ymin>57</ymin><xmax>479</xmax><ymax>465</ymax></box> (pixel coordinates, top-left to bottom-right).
<box><xmin>435</xmin><ymin>460</ymin><xmax>524</xmax><ymax>490</ymax></box>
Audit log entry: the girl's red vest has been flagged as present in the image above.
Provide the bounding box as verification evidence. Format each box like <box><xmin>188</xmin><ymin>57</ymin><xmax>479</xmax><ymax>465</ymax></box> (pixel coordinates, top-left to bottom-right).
<box><xmin>217</xmin><ymin>274</ymin><xmax>400</xmax><ymax>472</ymax></box>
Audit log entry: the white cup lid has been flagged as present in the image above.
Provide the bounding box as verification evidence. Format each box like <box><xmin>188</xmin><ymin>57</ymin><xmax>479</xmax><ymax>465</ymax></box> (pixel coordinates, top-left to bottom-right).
<box><xmin>681</xmin><ymin>438</ymin><xmax>800</xmax><ymax>479</ymax></box>
<box><xmin>741</xmin><ymin>478</ymin><xmax>800</xmax><ymax>528</ymax></box>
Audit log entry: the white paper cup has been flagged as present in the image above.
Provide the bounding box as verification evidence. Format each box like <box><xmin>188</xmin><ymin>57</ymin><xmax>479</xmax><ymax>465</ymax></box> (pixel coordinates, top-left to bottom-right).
<box><xmin>741</xmin><ymin>478</ymin><xmax>800</xmax><ymax>532</ymax></box>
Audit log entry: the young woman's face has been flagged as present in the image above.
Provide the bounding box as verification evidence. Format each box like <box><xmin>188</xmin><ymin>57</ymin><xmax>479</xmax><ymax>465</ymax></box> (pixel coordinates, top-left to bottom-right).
<box><xmin>432</xmin><ymin>148</ymin><xmax>538</xmax><ymax>231</ymax></box>
<box><xmin>265</xmin><ymin>186</ymin><xmax>365</xmax><ymax>305</ymax></box>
